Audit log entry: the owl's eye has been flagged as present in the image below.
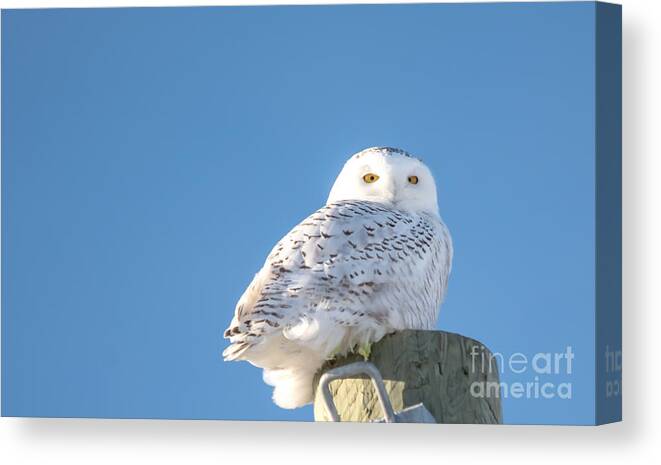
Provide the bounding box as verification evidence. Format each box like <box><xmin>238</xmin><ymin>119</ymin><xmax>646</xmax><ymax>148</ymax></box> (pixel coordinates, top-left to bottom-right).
<box><xmin>362</xmin><ymin>173</ymin><xmax>380</xmax><ymax>184</ymax></box>
<box><xmin>408</xmin><ymin>175</ymin><xmax>419</xmax><ymax>185</ymax></box>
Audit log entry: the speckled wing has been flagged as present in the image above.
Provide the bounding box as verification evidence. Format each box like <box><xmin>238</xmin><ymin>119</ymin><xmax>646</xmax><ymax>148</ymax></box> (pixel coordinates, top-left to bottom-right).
<box><xmin>223</xmin><ymin>200</ymin><xmax>452</xmax><ymax>360</ymax></box>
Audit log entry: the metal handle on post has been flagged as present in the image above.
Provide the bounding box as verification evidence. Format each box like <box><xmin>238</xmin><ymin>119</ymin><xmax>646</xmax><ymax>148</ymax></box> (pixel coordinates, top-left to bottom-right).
<box><xmin>318</xmin><ymin>361</ymin><xmax>397</xmax><ymax>423</ymax></box>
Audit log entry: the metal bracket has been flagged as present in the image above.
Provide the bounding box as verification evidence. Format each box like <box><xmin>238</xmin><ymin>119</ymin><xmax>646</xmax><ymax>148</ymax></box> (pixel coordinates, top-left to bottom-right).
<box><xmin>318</xmin><ymin>361</ymin><xmax>436</xmax><ymax>423</ymax></box>
<box><xmin>319</xmin><ymin>361</ymin><xmax>396</xmax><ymax>423</ymax></box>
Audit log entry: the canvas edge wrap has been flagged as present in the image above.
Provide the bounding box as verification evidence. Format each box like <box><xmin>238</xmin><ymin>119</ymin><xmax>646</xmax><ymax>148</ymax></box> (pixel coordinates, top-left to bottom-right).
<box><xmin>595</xmin><ymin>1</ymin><xmax>623</xmax><ymax>425</ymax></box>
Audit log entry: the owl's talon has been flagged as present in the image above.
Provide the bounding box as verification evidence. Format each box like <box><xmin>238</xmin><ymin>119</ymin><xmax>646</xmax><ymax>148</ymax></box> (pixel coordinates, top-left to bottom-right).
<box><xmin>357</xmin><ymin>343</ymin><xmax>372</xmax><ymax>360</ymax></box>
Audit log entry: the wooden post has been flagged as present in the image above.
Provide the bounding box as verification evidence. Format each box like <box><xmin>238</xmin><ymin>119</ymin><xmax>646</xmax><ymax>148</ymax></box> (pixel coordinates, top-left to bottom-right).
<box><xmin>313</xmin><ymin>330</ymin><xmax>502</xmax><ymax>423</ymax></box>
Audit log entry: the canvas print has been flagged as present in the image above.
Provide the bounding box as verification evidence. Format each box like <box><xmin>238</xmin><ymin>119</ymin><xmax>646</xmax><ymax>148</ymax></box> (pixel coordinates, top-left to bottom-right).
<box><xmin>1</xmin><ymin>2</ymin><xmax>622</xmax><ymax>425</ymax></box>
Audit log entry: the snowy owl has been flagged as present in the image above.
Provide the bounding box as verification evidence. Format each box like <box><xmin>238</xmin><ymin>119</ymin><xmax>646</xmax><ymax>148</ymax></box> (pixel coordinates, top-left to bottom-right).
<box><xmin>223</xmin><ymin>147</ymin><xmax>453</xmax><ymax>408</ymax></box>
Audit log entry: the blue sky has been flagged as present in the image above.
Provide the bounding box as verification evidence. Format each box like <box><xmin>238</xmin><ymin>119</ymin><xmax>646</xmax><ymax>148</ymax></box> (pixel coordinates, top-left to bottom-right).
<box><xmin>2</xmin><ymin>3</ymin><xmax>596</xmax><ymax>424</ymax></box>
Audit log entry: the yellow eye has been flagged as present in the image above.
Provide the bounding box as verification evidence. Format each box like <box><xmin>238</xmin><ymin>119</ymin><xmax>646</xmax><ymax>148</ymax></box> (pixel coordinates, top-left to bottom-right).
<box><xmin>362</xmin><ymin>173</ymin><xmax>379</xmax><ymax>183</ymax></box>
<box><xmin>408</xmin><ymin>175</ymin><xmax>419</xmax><ymax>185</ymax></box>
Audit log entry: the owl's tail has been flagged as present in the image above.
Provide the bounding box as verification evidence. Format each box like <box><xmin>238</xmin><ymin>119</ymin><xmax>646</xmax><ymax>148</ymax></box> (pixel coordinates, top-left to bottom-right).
<box><xmin>223</xmin><ymin>333</ymin><xmax>325</xmax><ymax>408</ymax></box>
<box><xmin>263</xmin><ymin>366</ymin><xmax>320</xmax><ymax>409</ymax></box>
<box><xmin>222</xmin><ymin>343</ymin><xmax>249</xmax><ymax>361</ymax></box>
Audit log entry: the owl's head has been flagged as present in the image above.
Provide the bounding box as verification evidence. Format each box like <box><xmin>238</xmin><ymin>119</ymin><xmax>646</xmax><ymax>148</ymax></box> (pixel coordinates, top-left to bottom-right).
<box><xmin>327</xmin><ymin>147</ymin><xmax>440</xmax><ymax>216</ymax></box>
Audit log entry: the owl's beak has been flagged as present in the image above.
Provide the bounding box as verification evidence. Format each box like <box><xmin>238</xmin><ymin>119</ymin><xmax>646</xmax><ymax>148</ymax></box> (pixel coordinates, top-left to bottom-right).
<box><xmin>385</xmin><ymin>180</ymin><xmax>399</xmax><ymax>205</ymax></box>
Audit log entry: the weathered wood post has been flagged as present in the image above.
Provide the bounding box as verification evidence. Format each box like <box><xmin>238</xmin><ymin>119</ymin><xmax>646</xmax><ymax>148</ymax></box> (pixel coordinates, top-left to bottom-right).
<box><xmin>312</xmin><ymin>330</ymin><xmax>502</xmax><ymax>423</ymax></box>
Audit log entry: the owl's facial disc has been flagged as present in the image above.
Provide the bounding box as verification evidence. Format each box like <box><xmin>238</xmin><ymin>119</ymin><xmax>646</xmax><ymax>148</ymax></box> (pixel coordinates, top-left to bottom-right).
<box><xmin>327</xmin><ymin>147</ymin><xmax>440</xmax><ymax>216</ymax></box>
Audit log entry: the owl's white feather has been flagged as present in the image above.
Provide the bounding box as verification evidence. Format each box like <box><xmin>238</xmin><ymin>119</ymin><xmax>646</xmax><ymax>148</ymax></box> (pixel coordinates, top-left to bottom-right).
<box><xmin>223</xmin><ymin>147</ymin><xmax>453</xmax><ymax>408</ymax></box>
